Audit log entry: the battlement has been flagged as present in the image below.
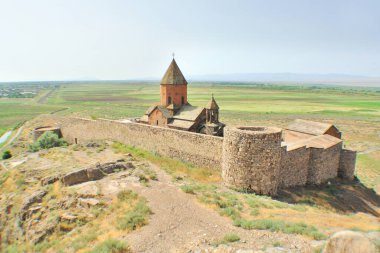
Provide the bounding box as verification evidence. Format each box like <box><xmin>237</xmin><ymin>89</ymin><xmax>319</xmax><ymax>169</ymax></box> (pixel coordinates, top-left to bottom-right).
<box><xmin>49</xmin><ymin>116</ymin><xmax>356</xmax><ymax>196</ymax></box>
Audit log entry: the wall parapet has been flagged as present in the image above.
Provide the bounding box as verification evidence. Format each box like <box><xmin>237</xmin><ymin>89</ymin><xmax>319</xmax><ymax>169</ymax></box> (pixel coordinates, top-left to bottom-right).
<box><xmin>59</xmin><ymin>117</ymin><xmax>223</xmax><ymax>170</ymax></box>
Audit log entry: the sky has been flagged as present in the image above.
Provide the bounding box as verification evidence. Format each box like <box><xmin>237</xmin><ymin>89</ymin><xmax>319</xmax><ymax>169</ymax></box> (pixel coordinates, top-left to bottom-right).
<box><xmin>0</xmin><ymin>0</ymin><xmax>379</xmax><ymax>81</ymax></box>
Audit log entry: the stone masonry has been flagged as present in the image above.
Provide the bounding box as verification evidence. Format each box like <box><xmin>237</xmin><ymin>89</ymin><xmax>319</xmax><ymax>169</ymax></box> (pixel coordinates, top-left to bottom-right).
<box><xmin>51</xmin><ymin>116</ymin><xmax>356</xmax><ymax>196</ymax></box>
<box><xmin>222</xmin><ymin>126</ymin><xmax>282</xmax><ymax>195</ymax></box>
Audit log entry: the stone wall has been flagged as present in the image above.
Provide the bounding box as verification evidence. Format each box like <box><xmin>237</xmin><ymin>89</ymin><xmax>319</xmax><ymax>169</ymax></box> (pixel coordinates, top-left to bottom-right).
<box><xmin>307</xmin><ymin>143</ymin><xmax>342</xmax><ymax>185</ymax></box>
<box><xmin>222</xmin><ymin>126</ymin><xmax>283</xmax><ymax>195</ymax></box>
<box><xmin>58</xmin><ymin>117</ymin><xmax>223</xmax><ymax>170</ymax></box>
<box><xmin>33</xmin><ymin>127</ymin><xmax>62</xmax><ymax>141</ymax></box>
<box><xmin>338</xmin><ymin>149</ymin><xmax>356</xmax><ymax>180</ymax></box>
<box><xmin>52</xmin><ymin>117</ymin><xmax>356</xmax><ymax>196</ymax></box>
<box><xmin>280</xmin><ymin>146</ymin><xmax>310</xmax><ymax>188</ymax></box>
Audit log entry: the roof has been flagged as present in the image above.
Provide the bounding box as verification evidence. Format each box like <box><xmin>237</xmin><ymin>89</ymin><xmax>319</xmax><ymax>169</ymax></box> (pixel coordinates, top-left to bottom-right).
<box><xmin>161</xmin><ymin>59</ymin><xmax>188</xmax><ymax>85</ymax></box>
<box><xmin>172</xmin><ymin>105</ymin><xmax>205</xmax><ymax>121</ymax></box>
<box><xmin>168</xmin><ymin>119</ymin><xmax>195</xmax><ymax>130</ymax></box>
<box><xmin>206</xmin><ymin>96</ymin><xmax>219</xmax><ymax>109</ymax></box>
<box><xmin>286</xmin><ymin>134</ymin><xmax>342</xmax><ymax>150</ymax></box>
<box><xmin>145</xmin><ymin>105</ymin><xmax>172</xmax><ymax>118</ymax></box>
<box><xmin>145</xmin><ymin>105</ymin><xmax>157</xmax><ymax>116</ymax></box>
<box><xmin>283</xmin><ymin>129</ymin><xmax>314</xmax><ymax>143</ymax></box>
<box><xmin>156</xmin><ymin>106</ymin><xmax>172</xmax><ymax>118</ymax></box>
<box><xmin>286</xmin><ymin>119</ymin><xmax>336</xmax><ymax>136</ymax></box>
<box><xmin>139</xmin><ymin>115</ymin><xmax>148</xmax><ymax>123</ymax></box>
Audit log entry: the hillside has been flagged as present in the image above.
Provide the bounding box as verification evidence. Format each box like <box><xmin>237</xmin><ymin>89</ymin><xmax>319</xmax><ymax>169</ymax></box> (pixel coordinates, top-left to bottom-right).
<box><xmin>0</xmin><ymin>116</ymin><xmax>379</xmax><ymax>252</ymax></box>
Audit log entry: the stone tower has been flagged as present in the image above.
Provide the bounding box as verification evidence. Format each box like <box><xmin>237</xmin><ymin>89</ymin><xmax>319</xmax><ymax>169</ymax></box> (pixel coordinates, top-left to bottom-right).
<box><xmin>160</xmin><ymin>59</ymin><xmax>188</xmax><ymax>107</ymax></box>
<box><xmin>222</xmin><ymin>126</ymin><xmax>283</xmax><ymax>195</ymax></box>
<box><xmin>205</xmin><ymin>95</ymin><xmax>219</xmax><ymax>124</ymax></box>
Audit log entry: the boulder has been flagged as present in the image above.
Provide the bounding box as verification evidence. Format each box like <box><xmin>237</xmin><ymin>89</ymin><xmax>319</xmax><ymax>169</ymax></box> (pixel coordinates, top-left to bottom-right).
<box><xmin>87</xmin><ymin>167</ymin><xmax>104</xmax><ymax>181</ymax></box>
<box><xmin>60</xmin><ymin>213</ymin><xmax>77</xmax><ymax>223</ymax></box>
<box><xmin>73</xmin><ymin>182</ymin><xmax>100</xmax><ymax>198</ymax></box>
<box><xmin>323</xmin><ymin>230</ymin><xmax>377</xmax><ymax>253</ymax></box>
<box><xmin>40</xmin><ymin>174</ymin><xmax>62</xmax><ymax>186</ymax></box>
<box><xmin>19</xmin><ymin>190</ymin><xmax>47</xmax><ymax>221</ymax></box>
<box><xmin>61</xmin><ymin>161</ymin><xmax>135</xmax><ymax>186</ymax></box>
<box><xmin>28</xmin><ymin>219</ymin><xmax>58</xmax><ymax>244</ymax></box>
<box><xmin>78</xmin><ymin>198</ymin><xmax>100</xmax><ymax>208</ymax></box>
<box><xmin>61</xmin><ymin>169</ymin><xmax>89</xmax><ymax>186</ymax></box>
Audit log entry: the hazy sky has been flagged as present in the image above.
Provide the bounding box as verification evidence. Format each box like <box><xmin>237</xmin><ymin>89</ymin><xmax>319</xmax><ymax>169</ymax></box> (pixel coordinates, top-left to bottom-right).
<box><xmin>0</xmin><ymin>0</ymin><xmax>379</xmax><ymax>81</ymax></box>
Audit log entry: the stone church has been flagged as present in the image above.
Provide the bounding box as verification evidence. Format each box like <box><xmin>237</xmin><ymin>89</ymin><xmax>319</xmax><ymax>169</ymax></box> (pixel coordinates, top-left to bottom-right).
<box><xmin>139</xmin><ymin>59</ymin><xmax>225</xmax><ymax>136</ymax></box>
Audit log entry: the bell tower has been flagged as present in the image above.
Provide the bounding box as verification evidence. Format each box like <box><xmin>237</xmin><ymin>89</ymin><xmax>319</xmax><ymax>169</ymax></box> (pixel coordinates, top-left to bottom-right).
<box><xmin>160</xmin><ymin>58</ymin><xmax>188</xmax><ymax>107</ymax></box>
<box><xmin>206</xmin><ymin>95</ymin><xmax>220</xmax><ymax>123</ymax></box>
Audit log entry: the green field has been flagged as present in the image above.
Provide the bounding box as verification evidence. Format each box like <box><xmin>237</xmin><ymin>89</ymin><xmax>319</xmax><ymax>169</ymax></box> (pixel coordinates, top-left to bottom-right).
<box><xmin>1</xmin><ymin>81</ymin><xmax>379</xmax><ymax>191</ymax></box>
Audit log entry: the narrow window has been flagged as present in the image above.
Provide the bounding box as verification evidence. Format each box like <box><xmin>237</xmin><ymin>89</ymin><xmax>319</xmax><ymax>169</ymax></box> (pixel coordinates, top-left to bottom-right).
<box><xmin>181</xmin><ymin>96</ymin><xmax>184</xmax><ymax>105</ymax></box>
<box><xmin>168</xmin><ymin>96</ymin><xmax>172</xmax><ymax>104</ymax></box>
<box><xmin>156</xmin><ymin>120</ymin><xmax>159</xmax><ymax>125</ymax></box>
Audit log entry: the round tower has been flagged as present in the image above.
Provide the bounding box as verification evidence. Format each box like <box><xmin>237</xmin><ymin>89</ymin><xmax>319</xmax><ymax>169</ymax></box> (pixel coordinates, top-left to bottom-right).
<box><xmin>222</xmin><ymin>126</ymin><xmax>282</xmax><ymax>195</ymax></box>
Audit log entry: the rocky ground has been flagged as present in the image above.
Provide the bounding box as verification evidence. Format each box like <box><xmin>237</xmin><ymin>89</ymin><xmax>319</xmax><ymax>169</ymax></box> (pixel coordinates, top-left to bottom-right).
<box><xmin>0</xmin><ymin>117</ymin><xmax>379</xmax><ymax>253</ymax></box>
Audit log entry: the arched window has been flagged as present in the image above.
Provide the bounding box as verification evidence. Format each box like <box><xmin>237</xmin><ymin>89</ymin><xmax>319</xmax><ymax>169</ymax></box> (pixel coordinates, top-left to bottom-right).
<box><xmin>168</xmin><ymin>96</ymin><xmax>172</xmax><ymax>104</ymax></box>
<box><xmin>181</xmin><ymin>96</ymin><xmax>184</xmax><ymax>105</ymax></box>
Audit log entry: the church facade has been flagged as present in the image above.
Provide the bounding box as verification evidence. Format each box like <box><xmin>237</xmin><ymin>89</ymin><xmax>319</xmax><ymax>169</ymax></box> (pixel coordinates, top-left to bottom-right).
<box><xmin>139</xmin><ymin>59</ymin><xmax>225</xmax><ymax>136</ymax></box>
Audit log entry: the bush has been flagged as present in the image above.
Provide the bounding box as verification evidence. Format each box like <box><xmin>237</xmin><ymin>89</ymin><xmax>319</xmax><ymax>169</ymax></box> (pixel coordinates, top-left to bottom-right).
<box><xmin>212</xmin><ymin>233</ymin><xmax>240</xmax><ymax>246</ymax></box>
<box><xmin>117</xmin><ymin>190</ymin><xmax>138</xmax><ymax>202</ymax></box>
<box><xmin>28</xmin><ymin>132</ymin><xmax>67</xmax><ymax>152</ymax></box>
<box><xmin>86</xmin><ymin>239</ymin><xmax>129</xmax><ymax>253</ymax></box>
<box><xmin>117</xmin><ymin>199</ymin><xmax>151</xmax><ymax>231</ymax></box>
<box><xmin>233</xmin><ymin>218</ymin><xmax>327</xmax><ymax>240</ymax></box>
<box><xmin>2</xmin><ymin>150</ymin><xmax>12</xmax><ymax>160</ymax></box>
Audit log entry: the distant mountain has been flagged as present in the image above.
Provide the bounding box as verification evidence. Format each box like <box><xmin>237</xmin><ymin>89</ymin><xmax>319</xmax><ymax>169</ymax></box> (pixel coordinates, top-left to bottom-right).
<box><xmin>188</xmin><ymin>73</ymin><xmax>380</xmax><ymax>86</ymax></box>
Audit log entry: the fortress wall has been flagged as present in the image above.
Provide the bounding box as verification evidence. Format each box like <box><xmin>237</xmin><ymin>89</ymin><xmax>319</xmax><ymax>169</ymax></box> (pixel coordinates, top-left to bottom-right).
<box><xmin>59</xmin><ymin>117</ymin><xmax>223</xmax><ymax>169</ymax></box>
<box><xmin>222</xmin><ymin>126</ymin><xmax>283</xmax><ymax>196</ymax></box>
<box><xmin>307</xmin><ymin>143</ymin><xmax>342</xmax><ymax>185</ymax></box>
<box><xmin>338</xmin><ymin>149</ymin><xmax>356</xmax><ymax>180</ymax></box>
<box><xmin>280</xmin><ymin>146</ymin><xmax>310</xmax><ymax>188</ymax></box>
<box><xmin>52</xmin><ymin>116</ymin><xmax>354</xmax><ymax>195</ymax></box>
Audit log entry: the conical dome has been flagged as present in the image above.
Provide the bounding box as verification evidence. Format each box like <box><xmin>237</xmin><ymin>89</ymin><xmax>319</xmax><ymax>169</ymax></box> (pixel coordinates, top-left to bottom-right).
<box><xmin>161</xmin><ymin>59</ymin><xmax>188</xmax><ymax>85</ymax></box>
<box><xmin>206</xmin><ymin>96</ymin><xmax>219</xmax><ymax>109</ymax></box>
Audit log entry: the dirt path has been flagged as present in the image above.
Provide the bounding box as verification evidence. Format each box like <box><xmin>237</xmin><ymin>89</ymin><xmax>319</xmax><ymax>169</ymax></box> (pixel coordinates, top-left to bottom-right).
<box><xmin>37</xmin><ymin>87</ymin><xmax>57</xmax><ymax>104</ymax></box>
<box><xmin>119</xmin><ymin>164</ymin><xmax>312</xmax><ymax>253</ymax></box>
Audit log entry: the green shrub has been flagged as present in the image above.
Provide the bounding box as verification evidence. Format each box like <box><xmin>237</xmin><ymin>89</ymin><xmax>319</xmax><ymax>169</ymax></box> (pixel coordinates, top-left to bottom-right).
<box><xmin>117</xmin><ymin>190</ymin><xmax>138</xmax><ymax>202</ymax></box>
<box><xmin>117</xmin><ymin>199</ymin><xmax>151</xmax><ymax>231</ymax></box>
<box><xmin>28</xmin><ymin>143</ymin><xmax>40</xmax><ymax>152</ymax></box>
<box><xmin>72</xmin><ymin>230</ymin><xmax>98</xmax><ymax>251</ymax></box>
<box><xmin>2</xmin><ymin>150</ymin><xmax>12</xmax><ymax>160</ymax></box>
<box><xmin>180</xmin><ymin>184</ymin><xmax>197</xmax><ymax>194</ymax></box>
<box><xmin>28</xmin><ymin>132</ymin><xmax>67</xmax><ymax>152</ymax></box>
<box><xmin>212</xmin><ymin>233</ymin><xmax>240</xmax><ymax>246</ymax></box>
<box><xmin>86</xmin><ymin>239</ymin><xmax>129</xmax><ymax>253</ymax></box>
<box><xmin>4</xmin><ymin>244</ymin><xmax>21</xmax><ymax>253</ymax></box>
<box><xmin>233</xmin><ymin>218</ymin><xmax>327</xmax><ymax>240</ymax></box>
<box><xmin>219</xmin><ymin>207</ymin><xmax>241</xmax><ymax>220</ymax></box>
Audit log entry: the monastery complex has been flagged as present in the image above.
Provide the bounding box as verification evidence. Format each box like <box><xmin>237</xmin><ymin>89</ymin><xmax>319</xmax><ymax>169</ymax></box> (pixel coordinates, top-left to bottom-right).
<box><xmin>35</xmin><ymin>59</ymin><xmax>357</xmax><ymax>196</ymax></box>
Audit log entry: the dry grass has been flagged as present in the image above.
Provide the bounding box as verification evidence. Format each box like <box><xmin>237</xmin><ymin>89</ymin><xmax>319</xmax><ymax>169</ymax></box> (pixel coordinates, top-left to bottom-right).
<box><xmin>180</xmin><ymin>181</ymin><xmax>379</xmax><ymax>238</ymax></box>
<box><xmin>112</xmin><ymin>142</ymin><xmax>221</xmax><ymax>183</ymax></box>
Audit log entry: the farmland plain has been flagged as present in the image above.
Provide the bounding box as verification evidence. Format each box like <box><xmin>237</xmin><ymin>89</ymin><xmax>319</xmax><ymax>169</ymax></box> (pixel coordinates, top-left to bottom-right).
<box><xmin>1</xmin><ymin>81</ymin><xmax>379</xmax><ymax>192</ymax></box>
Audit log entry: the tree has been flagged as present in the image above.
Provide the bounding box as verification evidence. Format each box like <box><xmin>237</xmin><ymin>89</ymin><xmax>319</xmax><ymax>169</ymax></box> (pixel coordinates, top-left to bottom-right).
<box><xmin>2</xmin><ymin>150</ymin><xmax>12</xmax><ymax>160</ymax></box>
<box><xmin>28</xmin><ymin>132</ymin><xmax>67</xmax><ymax>152</ymax></box>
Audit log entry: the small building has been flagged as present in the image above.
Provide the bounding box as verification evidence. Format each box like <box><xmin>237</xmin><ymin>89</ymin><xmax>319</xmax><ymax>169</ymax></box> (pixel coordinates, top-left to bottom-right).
<box><xmin>283</xmin><ymin>119</ymin><xmax>341</xmax><ymax>143</ymax></box>
<box><xmin>139</xmin><ymin>59</ymin><xmax>225</xmax><ymax>136</ymax></box>
<box><xmin>33</xmin><ymin>126</ymin><xmax>62</xmax><ymax>141</ymax></box>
